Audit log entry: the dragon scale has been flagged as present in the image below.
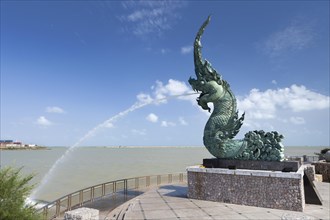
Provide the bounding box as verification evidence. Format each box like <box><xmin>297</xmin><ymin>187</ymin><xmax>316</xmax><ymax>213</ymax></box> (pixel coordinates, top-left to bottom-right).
<box><xmin>189</xmin><ymin>16</ymin><xmax>284</xmax><ymax>161</ymax></box>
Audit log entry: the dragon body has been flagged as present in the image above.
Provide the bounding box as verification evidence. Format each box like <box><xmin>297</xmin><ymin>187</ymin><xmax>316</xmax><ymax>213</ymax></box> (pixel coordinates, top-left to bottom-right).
<box><xmin>189</xmin><ymin>16</ymin><xmax>284</xmax><ymax>161</ymax></box>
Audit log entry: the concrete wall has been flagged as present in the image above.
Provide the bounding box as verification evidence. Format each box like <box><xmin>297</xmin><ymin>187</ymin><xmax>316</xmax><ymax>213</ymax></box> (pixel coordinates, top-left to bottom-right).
<box><xmin>187</xmin><ymin>166</ymin><xmax>304</xmax><ymax>212</ymax></box>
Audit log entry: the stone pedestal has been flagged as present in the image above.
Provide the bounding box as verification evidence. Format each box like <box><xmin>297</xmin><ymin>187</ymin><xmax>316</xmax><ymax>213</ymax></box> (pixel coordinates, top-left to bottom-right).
<box><xmin>64</xmin><ymin>208</ymin><xmax>99</xmax><ymax>220</ymax></box>
<box><xmin>187</xmin><ymin>163</ymin><xmax>305</xmax><ymax>212</ymax></box>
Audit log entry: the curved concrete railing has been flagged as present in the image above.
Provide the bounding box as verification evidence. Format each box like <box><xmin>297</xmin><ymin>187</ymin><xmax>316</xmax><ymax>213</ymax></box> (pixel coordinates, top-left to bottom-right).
<box><xmin>39</xmin><ymin>172</ymin><xmax>187</xmax><ymax>220</ymax></box>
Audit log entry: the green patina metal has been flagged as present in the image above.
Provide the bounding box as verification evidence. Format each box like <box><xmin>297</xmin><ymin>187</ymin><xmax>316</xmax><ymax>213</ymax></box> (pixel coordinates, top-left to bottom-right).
<box><xmin>189</xmin><ymin>16</ymin><xmax>284</xmax><ymax>161</ymax></box>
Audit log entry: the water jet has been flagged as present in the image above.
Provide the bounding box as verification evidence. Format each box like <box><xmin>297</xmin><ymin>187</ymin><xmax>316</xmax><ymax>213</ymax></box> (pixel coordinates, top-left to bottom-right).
<box><xmin>29</xmin><ymin>92</ymin><xmax>198</xmax><ymax>200</ymax></box>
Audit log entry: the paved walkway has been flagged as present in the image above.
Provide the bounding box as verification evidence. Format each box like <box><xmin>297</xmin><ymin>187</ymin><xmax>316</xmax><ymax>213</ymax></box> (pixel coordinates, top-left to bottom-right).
<box><xmin>106</xmin><ymin>182</ymin><xmax>329</xmax><ymax>220</ymax></box>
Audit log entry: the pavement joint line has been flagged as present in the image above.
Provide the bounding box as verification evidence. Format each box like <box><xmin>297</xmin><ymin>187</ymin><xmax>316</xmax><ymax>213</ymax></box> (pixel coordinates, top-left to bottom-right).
<box><xmin>103</xmin><ymin>207</ymin><xmax>115</xmax><ymax>220</ymax></box>
<box><xmin>188</xmin><ymin>198</ymin><xmax>216</xmax><ymax>219</ymax></box>
<box><xmin>156</xmin><ymin>188</ymin><xmax>180</xmax><ymax>219</ymax></box>
<box><xmin>98</xmin><ymin>182</ymin><xmax>329</xmax><ymax>220</ymax></box>
<box><xmin>121</xmin><ymin>203</ymin><xmax>133</xmax><ymax>220</ymax></box>
<box><xmin>189</xmin><ymin>198</ymin><xmax>260</xmax><ymax>220</ymax></box>
<box><xmin>114</xmin><ymin>207</ymin><xmax>122</xmax><ymax>220</ymax></box>
<box><xmin>138</xmin><ymin>199</ymin><xmax>147</xmax><ymax>220</ymax></box>
<box><xmin>225</xmin><ymin>203</ymin><xmax>248</xmax><ymax>216</ymax></box>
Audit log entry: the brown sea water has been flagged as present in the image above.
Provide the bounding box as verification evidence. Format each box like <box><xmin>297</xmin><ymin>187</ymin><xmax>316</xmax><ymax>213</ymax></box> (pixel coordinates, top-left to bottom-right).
<box><xmin>0</xmin><ymin>146</ymin><xmax>325</xmax><ymax>201</ymax></box>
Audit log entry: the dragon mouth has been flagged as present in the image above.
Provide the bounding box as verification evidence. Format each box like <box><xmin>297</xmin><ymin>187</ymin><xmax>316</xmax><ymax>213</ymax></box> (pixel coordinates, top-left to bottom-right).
<box><xmin>196</xmin><ymin>91</ymin><xmax>208</xmax><ymax>102</ymax></box>
<box><xmin>193</xmin><ymin>88</ymin><xmax>204</xmax><ymax>95</ymax></box>
<box><xmin>199</xmin><ymin>92</ymin><xmax>206</xmax><ymax>99</ymax></box>
<box><xmin>195</xmin><ymin>90</ymin><xmax>207</xmax><ymax>98</ymax></box>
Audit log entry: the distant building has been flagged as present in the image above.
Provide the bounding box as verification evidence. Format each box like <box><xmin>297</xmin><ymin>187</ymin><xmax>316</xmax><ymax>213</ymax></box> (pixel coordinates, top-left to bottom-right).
<box><xmin>0</xmin><ymin>140</ymin><xmax>14</xmax><ymax>146</ymax></box>
<box><xmin>1</xmin><ymin>140</ymin><xmax>12</xmax><ymax>149</ymax></box>
<box><xmin>0</xmin><ymin>140</ymin><xmax>13</xmax><ymax>143</ymax></box>
<box><xmin>0</xmin><ymin>140</ymin><xmax>37</xmax><ymax>149</ymax></box>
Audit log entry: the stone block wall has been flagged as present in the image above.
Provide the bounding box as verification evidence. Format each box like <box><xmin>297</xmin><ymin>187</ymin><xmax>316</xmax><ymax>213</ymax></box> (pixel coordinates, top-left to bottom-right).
<box><xmin>187</xmin><ymin>166</ymin><xmax>304</xmax><ymax>212</ymax></box>
<box><xmin>312</xmin><ymin>162</ymin><xmax>330</xmax><ymax>182</ymax></box>
<box><xmin>304</xmin><ymin>165</ymin><xmax>315</xmax><ymax>182</ymax></box>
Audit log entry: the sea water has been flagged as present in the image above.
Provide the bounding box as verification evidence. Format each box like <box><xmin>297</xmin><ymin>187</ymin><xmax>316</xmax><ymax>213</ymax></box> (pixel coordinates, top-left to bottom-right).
<box><xmin>0</xmin><ymin>146</ymin><xmax>324</xmax><ymax>202</ymax></box>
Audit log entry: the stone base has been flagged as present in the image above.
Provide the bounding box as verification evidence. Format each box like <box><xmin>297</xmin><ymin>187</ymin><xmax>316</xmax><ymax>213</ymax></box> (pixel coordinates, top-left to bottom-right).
<box><xmin>64</xmin><ymin>208</ymin><xmax>99</xmax><ymax>220</ymax></box>
<box><xmin>187</xmin><ymin>164</ymin><xmax>305</xmax><ymax>212</ymax></box>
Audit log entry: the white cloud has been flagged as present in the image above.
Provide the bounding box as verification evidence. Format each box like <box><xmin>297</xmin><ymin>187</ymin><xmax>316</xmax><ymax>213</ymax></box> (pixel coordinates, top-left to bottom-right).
<box><xmin>237</xmin><ymin>84</ymin><xmax>329</xmax><ymax>120</ymax></box>
<box><xmin>36</xmin><ymin>116</ymin><xmax>52</xmax><ymax>126</ymax></box>
<box><xmin>179</xmin><ymin>117</ymin><xmax>188</xmax><ymax>125</ymax></box>
<box><xmin>160</xmin><ymin>79</ymin><xmax>189</xmax><ymax>95</ymax></box>
<box><xmin>271</xmin><ymin>80</ymin><xmax>277</xmax><ymax>85</ymax></box>
<box><xmin>136</xmin><ymin>93</ymin><xmax>153</xmax><ymax>104</ymax></box>
<box><xmin>181</xmin><ymin>46</ymin><xmax>193</xmax><ymax>54</ymax></box>
<box><xmin>238</xmin><ymin>89</ymin><xmax>277</xmax><ymax>119</ymax></box>
<box><xmin>289</xmin><ymin>116</ymin><xmax>305</xmax><ymax>125</ymax></box>
<box><xmin>161</xmin><ymin>120</ymin><xmax>176</xmax><ymax>127</ymax></box>
<box><xmin>119</xmin><ymin>1</ymin><xmax>185</xmax><ymax>38</ymax></box>
<box><xmin>152</xmin><ymin>79</ymin><xmax>197</xmax><ymax>104</ymax></box>
<box><xmin>146</xmin><ymin>113</ymin><xmax>158</xmax><ymax>123</ymax></box>
<box><xmin>136</xmin><ymin>79</ymin><xmax>198</xmax><ymax>107</ymax></box>
<box><xmin>136</xmin><ymin>79</ymin><xmax>207</xmax><ymax>117</ymax></box>
<box><xmin>262</xmin><ymin>19</ymin><xmax>314</xmax><ymax>57</ymax></box>
<box><xmin>286</xmin><ymin>85</ymin><xmax>329</xmax><ymax>112</ymax></box>
<box><xmin>46</xmin><ymin>106</ymin><xmax>65</xmax><ymax>114</ymax></box>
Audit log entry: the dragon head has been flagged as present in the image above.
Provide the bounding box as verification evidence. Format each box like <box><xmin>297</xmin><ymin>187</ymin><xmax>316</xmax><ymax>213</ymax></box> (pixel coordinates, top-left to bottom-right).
<box><xmin>189</xmin><ymin>16</ymin><xmax>224</xmax><ymax>112</ymax></box>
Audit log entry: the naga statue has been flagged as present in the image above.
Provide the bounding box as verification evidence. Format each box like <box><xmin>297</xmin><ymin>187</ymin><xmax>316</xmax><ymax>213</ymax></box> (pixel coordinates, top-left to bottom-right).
<box><xmin>189</xmin><ymin>16</ymin><xmax>284</xmax><ymax>161</ymax></box>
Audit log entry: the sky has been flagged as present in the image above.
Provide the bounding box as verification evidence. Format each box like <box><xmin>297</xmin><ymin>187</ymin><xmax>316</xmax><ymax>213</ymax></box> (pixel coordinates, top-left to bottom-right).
<box><xmin>1</xmin><ymin>0</ymin><xmax>329</xmax><ymax>147</ymax></box>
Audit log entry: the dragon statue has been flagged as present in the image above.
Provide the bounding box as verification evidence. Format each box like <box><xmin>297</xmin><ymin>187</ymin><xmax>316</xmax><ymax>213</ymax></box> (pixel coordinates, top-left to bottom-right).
<box><xmin>189</xmin><ymin>16</ymin><xmax>284</xmax><ymax>161</ymax></box>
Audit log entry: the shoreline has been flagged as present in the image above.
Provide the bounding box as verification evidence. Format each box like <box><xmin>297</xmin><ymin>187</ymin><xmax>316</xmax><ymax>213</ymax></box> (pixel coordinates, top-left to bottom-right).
<box><xmin>0</xmin><ymin>146</ymin><xmax>49</xmax><ymax>150</ymax></box>
<box><xmin>43</xmin><ymin>145</ymin><xmax>329</xmax><ymax>148</ymax></box>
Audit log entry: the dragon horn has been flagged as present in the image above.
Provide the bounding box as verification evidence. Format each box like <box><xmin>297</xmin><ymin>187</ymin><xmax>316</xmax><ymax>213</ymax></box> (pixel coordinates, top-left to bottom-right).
<box><xmin>194</xmin><ymin>15</ymin><xmax>211</xmax><ymax>79</ymax></box>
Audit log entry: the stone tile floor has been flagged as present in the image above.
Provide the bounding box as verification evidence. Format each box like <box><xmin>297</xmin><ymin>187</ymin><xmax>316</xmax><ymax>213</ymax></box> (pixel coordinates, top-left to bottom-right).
<box><xmin>107</xmin><ymin>182</ymin><xmax>329</xmax><ymax>220</ymax></box>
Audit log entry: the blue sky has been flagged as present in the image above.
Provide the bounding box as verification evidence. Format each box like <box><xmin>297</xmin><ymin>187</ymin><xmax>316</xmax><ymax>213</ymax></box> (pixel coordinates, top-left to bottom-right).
<box><xmin>1</xmin><ymin>0</ymin><xmax>329</xmax><ymax>147</ymax></box>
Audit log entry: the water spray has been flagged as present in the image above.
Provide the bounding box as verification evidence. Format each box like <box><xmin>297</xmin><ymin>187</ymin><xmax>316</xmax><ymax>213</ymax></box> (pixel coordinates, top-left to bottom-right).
<box><xmin>30</xmin><ymin>92</ymin><xmax>198</xmax><ymax>199</ymax></box>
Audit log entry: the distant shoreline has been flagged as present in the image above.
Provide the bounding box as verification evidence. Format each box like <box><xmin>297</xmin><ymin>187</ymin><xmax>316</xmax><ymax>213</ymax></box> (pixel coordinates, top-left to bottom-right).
<box><xmin>2</xmin><ymin>145</ymin><xmax>327</xmax><ymax>150</ymax></box>
<box><xmin>0</xmin><ymin>146</ymin><xmax>49</xmax><ymax>150</ymax></box>
<box><xmin>45</xmin><ymin>145</ymin><xmax>208</xmax><ymax>149</ymax></box>
<box><xmin>44</xmin><ymin>145</ymin><xmax>329</xmax><ymax>148</ymax></box>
